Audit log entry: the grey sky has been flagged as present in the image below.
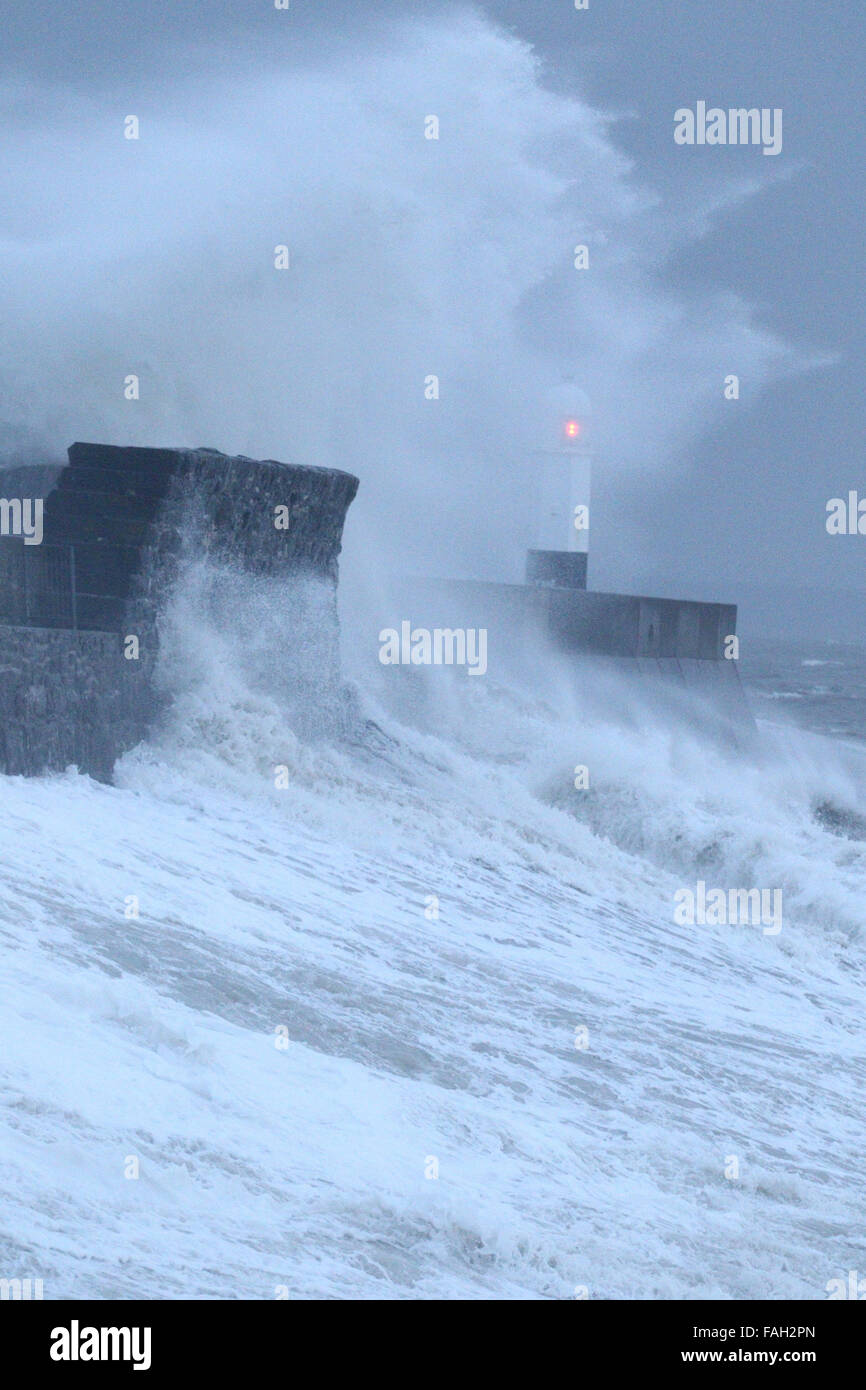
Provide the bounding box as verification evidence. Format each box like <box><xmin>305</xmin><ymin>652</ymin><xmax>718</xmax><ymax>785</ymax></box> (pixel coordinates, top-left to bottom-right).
<box><xmin>1</xmin><ymin>0</ymin><xmax>862</xmax><ymax>639</ymax></box>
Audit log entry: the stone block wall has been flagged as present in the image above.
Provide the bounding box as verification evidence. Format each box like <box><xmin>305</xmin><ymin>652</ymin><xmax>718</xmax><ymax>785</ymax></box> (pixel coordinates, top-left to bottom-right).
<box><xmin>0</xmin><ymin>443</ymin><xmax>359</xmax><ymax>777</ymax></box>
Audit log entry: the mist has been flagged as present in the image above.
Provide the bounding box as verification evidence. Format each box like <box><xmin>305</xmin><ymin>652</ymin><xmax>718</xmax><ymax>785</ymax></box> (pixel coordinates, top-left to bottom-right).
<box><xmin>0</xmin><ymin>7</ymin><xmax>815</xmax><ymax>601</ymax></box>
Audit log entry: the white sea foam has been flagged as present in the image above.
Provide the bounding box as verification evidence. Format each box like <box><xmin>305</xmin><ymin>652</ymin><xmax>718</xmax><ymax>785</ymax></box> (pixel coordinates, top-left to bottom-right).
<box><xmin>1</xmin><ymin>561</ymin><xmax>865</xmax><ymax>1299</ymax></box>
<box><xmin>0</xmin><ymin>7</ymin><xmax>856</xmax><ymax>1302</ymax></box>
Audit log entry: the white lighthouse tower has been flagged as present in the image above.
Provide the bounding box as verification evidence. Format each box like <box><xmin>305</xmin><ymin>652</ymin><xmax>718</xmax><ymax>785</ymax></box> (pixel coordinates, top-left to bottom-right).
<box><xmin>526</xmin><ymin>380</ymin><xmax>591</xmax><ymax>588</ymax></box>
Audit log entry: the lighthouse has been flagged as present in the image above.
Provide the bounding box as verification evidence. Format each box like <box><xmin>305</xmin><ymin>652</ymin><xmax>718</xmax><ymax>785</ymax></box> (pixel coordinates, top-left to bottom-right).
<box><xmin>526</xmin><ymin>381</ymin><xmax>591</xmax><ymax>589</ymax></box>
<box><xmin>386</xmin><ymin>374</ymin><xmax>744</xmax><ymax>714</ymax></box>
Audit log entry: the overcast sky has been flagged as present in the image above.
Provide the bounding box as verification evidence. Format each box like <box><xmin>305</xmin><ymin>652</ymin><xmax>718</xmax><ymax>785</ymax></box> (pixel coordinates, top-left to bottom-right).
<box><xmin>1</xmin><ymin>1</ymin><xmax>862</xmax><ymax>639</ymax></box>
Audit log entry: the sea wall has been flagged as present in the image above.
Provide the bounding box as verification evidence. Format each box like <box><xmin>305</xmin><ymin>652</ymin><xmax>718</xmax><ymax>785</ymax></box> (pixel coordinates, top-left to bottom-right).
<box><xmin>0</xmin><ymin>625</ymin><xmax>154</xmax><ymax>781</ymax></box>
<box><xmin>0</xmin><ymin>443</ymin><xmax>359</xmax><ymax>778</ymax></box>
<box><xmin>399</xmin><ymin>579</ymin><xmax>737</xmax><ymax>661</ymax></box>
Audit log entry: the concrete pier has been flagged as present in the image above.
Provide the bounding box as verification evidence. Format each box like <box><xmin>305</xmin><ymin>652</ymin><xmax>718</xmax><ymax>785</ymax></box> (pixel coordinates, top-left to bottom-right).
<box><xmin>0</xmin><ymin>443</ymin><xmax>359</xmax><ymax>778</ymax></box>
<box><xmin>389</xmin><ymin>575</ymin><xmax>750</xmax><ymax>727</ymax></box>
<box><xmin>399</xmin><ymin>577</ymin><xmax>736</xmax><ymax>660</ymax></box>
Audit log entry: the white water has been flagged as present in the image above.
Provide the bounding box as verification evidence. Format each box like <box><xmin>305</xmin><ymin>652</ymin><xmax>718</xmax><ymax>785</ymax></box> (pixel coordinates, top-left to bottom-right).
<box><xmin>2</xmin><ymin>566</ymin><xmax>865</xmax><ymax>1300</ymax></box>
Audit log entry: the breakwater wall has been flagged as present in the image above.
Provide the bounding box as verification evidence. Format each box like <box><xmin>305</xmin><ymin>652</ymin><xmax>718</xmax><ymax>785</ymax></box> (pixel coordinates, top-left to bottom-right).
<box><xmin>0</xmin><ymin>443</ymin><xmax>359</xmax><ymax>778</ymax></box>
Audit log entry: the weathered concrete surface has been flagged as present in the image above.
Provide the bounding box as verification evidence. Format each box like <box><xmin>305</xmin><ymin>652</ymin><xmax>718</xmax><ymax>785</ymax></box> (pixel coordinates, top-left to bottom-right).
<box><xmin>0</xmin><ymin>443</ymin><xmax>359</xmax><ymax>778</ymax></box>
<box><xmin>398</xmin><ymin>578</ymin><xmax>737</xmax><ymax>660</ymax></box>
<box><xmin>0</xmin><ymin>624</ymin><xmax>155</xmax><ymax>781</ymax></box>
<box><xmin>386</xmin><ymin>575</ymin><xmax>751</xmax><ymax>726</ymax></box>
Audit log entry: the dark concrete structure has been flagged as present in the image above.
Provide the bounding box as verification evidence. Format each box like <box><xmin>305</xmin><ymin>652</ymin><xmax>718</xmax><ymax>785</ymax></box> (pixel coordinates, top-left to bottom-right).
<box><xmin>0</xmin><ymin>625</ymin><xmax>150</xmax><ymax>783</ymax></box>
<box><xmin>395</xmin><ymin>572</ymin><xmax>749</xmax><ymax>727</ymax></box>
<box><xmin>0</xmin><ymin>443</ymin><xmax>359</xmax><ymax>778</ymax></box>
<box><xmin>401</xmin><ymin>577</ymin><xmax>735</xmax><ymax>660</ymax></box>
<box><xmin>525</xmin><ymin>549</ymin><xmax>588</xmax><ymax>590</ymax></box>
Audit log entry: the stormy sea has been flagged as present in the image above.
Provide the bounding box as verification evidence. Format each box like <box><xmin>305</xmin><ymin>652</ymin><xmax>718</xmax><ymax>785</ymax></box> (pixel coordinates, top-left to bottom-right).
<box><xmin>1</xmin><ymin>562</ymin><xmax>865</xmax><ymax>1301</ymax></box>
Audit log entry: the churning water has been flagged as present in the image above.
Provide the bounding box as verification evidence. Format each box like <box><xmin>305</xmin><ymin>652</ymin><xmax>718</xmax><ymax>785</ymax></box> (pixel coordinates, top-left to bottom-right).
<box><xmin>1</xmin><ymin>562</ymin><xmax>865</xmax><ymax>1299</ymax></box>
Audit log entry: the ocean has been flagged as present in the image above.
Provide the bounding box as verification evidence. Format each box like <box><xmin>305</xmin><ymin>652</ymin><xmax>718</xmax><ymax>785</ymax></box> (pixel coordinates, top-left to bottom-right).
<box><xmin>1</xmin><ymin>570</ymin><xmax>865</xmax><ymax>1300</ymax></box>
<box><xmin>741</xmin><ymin>637</ymin><xmax>866</xmax><ymax>745</ymax></box>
